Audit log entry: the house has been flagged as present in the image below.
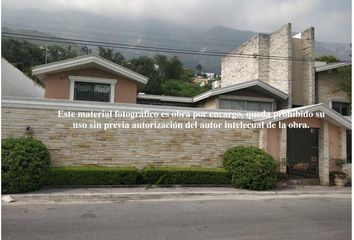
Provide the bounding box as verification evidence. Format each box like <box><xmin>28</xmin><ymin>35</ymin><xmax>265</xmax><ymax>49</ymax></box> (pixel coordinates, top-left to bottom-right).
<box><xmin>32</xmin><ymin>54</ymin><xmax>148</xmax><ymax>104</ymax></box>
<box><xmin>1</xmin><ymin>58</ymin><xmax>44</xmax><ymax>98</ymax></box>
<box><xmin>1</xmin><ymin>23</ymin><xmax>351</xmax><ymax>185</ymax></box>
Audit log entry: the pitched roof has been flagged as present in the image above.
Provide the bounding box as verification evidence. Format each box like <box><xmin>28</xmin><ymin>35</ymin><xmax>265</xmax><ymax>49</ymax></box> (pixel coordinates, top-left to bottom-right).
<box><xmin>138</xmin><ymin>80</ymin><xmax>288</xmax><ymax>103</ymax></box>
<box><xmin>259</xmin><ymin>103</ymin><xmax>352</xmax><ymax>129</ymax></box>
<box><xmin>315</xmin><ymin>62</ymin><xmax>351</xmax><ymax>72</ymax></box>
<box><xmin>193</xmin><ymin>80</ymin><xmax>288</xmax><ymax>102</ymax></box>
<box><xmin>32</xmin><ymin>54</ymin><xmax>148</xmax><ymax>84</ymax></box>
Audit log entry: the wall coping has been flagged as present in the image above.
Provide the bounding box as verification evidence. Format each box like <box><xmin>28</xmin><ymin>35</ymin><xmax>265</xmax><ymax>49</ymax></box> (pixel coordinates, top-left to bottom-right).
<box><xmin>2</xmin><ymin>97</ymin><xmax>351</xmax><ymax>129</ymax></box>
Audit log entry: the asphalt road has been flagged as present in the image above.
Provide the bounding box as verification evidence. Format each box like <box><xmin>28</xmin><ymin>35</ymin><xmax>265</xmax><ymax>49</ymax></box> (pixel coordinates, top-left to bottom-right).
<box><xmin>2</xmin><ymin>197</ymin><xmax>351</xmax><ymax>240</ymax></box>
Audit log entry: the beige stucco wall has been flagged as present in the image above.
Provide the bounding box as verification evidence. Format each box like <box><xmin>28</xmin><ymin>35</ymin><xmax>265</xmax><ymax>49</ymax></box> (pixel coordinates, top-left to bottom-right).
<box><xmin>291</xmin><ymin>38</ymin><xmax>304</xmax><ymax>105</ymax></box>
<box><xmin>202</xmin><ymin>97</ymin><xmax>219</xmax><ymax>109</ymax></box>
<box><xmin>44</xmin><ymin>67</ymin><xmax>138</xmax><ymax>104</ymax></box>
<box><xmin>316</xmin><ymin>70</ymin><xmax>349</xmax><ymax>105</ymax></box>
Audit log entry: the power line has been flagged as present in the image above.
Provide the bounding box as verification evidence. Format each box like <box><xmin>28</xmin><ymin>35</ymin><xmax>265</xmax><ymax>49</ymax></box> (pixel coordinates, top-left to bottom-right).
<box><xmin>2</xmin><ymin>15</ymin><xmax>250</xmax><ymax>45</ymax></box>
<box><xmin>2</xmin><ymin>32</ymin><xmax>327</xmax><ymax>63</ymax></box>
<box><xmin>3</xmin><ymin>15</ymin><xmax>351</xmax><ymax>54</ymax></box>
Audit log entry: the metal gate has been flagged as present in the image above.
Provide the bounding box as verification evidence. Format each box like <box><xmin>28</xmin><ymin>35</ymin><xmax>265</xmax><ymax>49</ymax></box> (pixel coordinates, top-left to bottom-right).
<box><xmin>287</xmin><ymin>128</ymin><xmax>319</xmax><ymax>177</ymax></box>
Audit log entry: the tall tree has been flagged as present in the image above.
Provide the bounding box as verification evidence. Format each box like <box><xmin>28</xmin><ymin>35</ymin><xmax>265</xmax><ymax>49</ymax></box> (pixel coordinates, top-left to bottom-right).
<box><xmin>167</xmin><ymin>56</ymin><xmax>184</xmax><ymax>80</ymax></box>
<box><xmin>129</xmin><ymin>56</ymin><xmax>162</xmax><ymax>95</ymax></box>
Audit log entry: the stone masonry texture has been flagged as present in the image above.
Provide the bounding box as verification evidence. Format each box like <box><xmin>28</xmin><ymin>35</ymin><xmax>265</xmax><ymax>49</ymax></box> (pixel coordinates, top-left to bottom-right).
<box><xmin>221</xmin><ymin>23</ymin><xmax>315</xmax><ymax>107</ymax></box>
<box><xmin>2</xmin><ymin>107</ymin><xmax>259</xmax><ymax>169</ymax></box>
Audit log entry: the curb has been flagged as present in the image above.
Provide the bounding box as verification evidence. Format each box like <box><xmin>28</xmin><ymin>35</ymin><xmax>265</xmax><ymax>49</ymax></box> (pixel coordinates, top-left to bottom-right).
<box><xmin>4</xmin><ymin>190</ymin><xmax>351</xmax><ymax>204</ymax></box>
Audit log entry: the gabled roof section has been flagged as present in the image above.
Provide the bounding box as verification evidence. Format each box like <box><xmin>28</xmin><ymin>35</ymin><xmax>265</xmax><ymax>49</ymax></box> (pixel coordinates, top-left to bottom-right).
<box><xmin>193</xmin><ymin>80</ymin><xmax>288</xmax><ymax>102</ymax></box>
<box><xmin>260</xmin><ymin>103</ymin><xmax>352</xmax><ymax>129</ymax></box>
<box><xmin>316</xmin><ymin>62</ymin><xmax>351</xmax><ymax>72</ymax></box>
<box><xmin>32</xmin><ymin>54</ymin><xmax>148</xmax><ymax>85</ymax></box>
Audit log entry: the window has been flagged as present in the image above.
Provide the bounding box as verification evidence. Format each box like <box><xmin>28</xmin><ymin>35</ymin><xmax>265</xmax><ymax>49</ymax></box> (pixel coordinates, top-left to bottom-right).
<box><xmin>219</xmin><ymin>99</ymin><xmax>273</xmax><ymax>111</ymax></box>
<box><xmin>331</xmin><ymin>101</ymin><xmax>351</xmax><ymax>116</ymax></box>
<box><xmin>74</xmin><ymin>82</ymin><xmax>111</xmax><ymax>102</ymax></box>
<box><xmin>69</xmin><ymin>76</ymin><xmax>117</xmax><ymax>103</ymax></box>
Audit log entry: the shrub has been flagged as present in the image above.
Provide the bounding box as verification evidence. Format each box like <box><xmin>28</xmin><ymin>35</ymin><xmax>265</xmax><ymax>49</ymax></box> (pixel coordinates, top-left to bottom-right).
<box><xmin>223</xmin><ymin>146</ymin><xmax>276</xmax><ymax>190</ymax></box>
<box><xmin>45</xmin><ymin>166</ymin><xmax>139</xmax><ymax>185</ymax></box>
<box><xmin>2</xmin><ymin>137</ymin><xmax>51</xmax><ymax>194</ymax></box>
<box><xmin>140</xmin><ymin>167</ymin><xmax>231</xmax><ymax>185</ymax></box>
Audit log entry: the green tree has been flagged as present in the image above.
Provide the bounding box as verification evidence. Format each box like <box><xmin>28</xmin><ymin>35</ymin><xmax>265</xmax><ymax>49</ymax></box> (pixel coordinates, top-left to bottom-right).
<box><xmin>338</xmin><ymin>66</ymin><xmax>351</xmax><ymax>100</ymax></box>
<box><xmin>316</xmin><ymin>55</ymin><xmax>340</xmax><ymax>63</ymax></box>
<box><xmin>181</xmin><ymin>69</ymin><xmax>194</xmax><ymax>82</ymax></box>
<box><xmin>154</xmin><ymin>54</ymin><xmax>169</xmax><ymax>81</ymax></box>
<box><xmin>167</xmin><ymin>56</ymin><xmax>184</xmax><ymax>80</ymax></box>
<box><xmin>129</xmin><ymin>56</ymin><xmax>162</xmax><ymax>95</ymax></box>
<box><xmin>98</xmin><ymin>46</ymin><xmax>127</xmax><ymax>66</ymax></box>
<box><xmin>47</xmin><ymin>45</ymin><xmax>77</xmax><ymax>63</ymax></box>
<box><xmin>2</xmin><ymin>39</ymin><xmax>45</xmax><ymax>86</ymax></box>
<box><xmin>161</xmin><ymin>79</ymin><xmax>211</xmax><ymax>97</ymax></box>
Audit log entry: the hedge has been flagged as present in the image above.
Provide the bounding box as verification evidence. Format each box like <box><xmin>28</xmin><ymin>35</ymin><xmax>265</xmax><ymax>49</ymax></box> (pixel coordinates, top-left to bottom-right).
<box><xmin>140</xmin><ymin>167</ymin><xmax>231</xmax><ymax>185</ymax></box>
<box><xmin>2</xmin><ymin>137</ymin><xmax>51</xmax><ymax>194</ymax></box>
<box><xmin>223</xmin><ymin>146</ymin><xmax>276</xmax><ymax>190</ymax></box>
<box><xmin>45</xmin><ymin>166</ymin><xmax>139</xmax><ymax>185</ymax></box>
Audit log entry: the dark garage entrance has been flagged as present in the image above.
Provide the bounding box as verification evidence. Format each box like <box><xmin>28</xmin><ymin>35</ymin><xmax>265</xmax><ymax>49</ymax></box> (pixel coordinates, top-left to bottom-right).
<box><xmin>287</xmin><ymin>128</ymin><xmax>319</xmax><ymax>178</ymax></box>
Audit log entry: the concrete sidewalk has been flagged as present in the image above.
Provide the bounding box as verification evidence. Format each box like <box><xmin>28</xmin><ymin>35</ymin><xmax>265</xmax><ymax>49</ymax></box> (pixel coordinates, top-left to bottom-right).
<box><xmin>2</xmin><ymin>186</ymin><xmax>351</xmax><ymax>204</ymax></box>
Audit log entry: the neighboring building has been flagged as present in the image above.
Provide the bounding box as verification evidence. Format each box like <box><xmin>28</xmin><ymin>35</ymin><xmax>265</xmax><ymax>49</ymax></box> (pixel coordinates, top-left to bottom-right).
<box><xmin>1</xmin><ymin>58</ymin><xmax>44</xmax><ymax>98</ymax></box>
<box><xmin>192</xmin><ymin>76</ymin><xmax>209</xmax><ymax>86</ymax></box>
<box><xmin>32</xmin><ymin>54</ymin><xmax>148</xmax><ymax>104</ymax></box>
<box><xmin>315</xmin><ymin>61</ymin><xmax>351</xmax><ymax>116</ymax></box>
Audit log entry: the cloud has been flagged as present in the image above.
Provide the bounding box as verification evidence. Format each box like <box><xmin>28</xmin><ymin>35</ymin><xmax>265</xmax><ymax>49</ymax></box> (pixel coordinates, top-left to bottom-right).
<box><xmin>2</xmin><ymin>0</ymin><xmax>351</xmax><ymax>43</ymax></box>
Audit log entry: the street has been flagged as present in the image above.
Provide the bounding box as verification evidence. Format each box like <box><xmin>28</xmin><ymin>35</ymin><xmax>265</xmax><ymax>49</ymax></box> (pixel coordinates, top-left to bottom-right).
<box><xmin>2</xmin><ymin>196</ymin><xmax>351</xmax><ymax>240</ymax></box>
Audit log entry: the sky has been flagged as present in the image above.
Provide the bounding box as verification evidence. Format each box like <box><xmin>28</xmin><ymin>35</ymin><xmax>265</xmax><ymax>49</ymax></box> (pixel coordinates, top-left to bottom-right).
<box><xmin>2</xmin><ymin>0</ymin><xmax>352</xmax><ymax>43</ymax></box>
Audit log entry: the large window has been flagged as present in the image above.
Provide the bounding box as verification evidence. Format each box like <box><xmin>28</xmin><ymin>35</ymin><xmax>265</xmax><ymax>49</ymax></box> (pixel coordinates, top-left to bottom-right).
<box><xmin>69</xmin><ymin>76</ymin><xmax>117</xmax><ymax>103</ymax></box>
<box><xmin>219</xmin><ymin>99</ymin><xmax>273</xmax><ymax>111</ymax></box>
<box><xmin>331</xmin><ymin>101</ymin><xmax>351</xmax><ymax>116</ymax></box>
<box><xmin>74</xmin><ymin>82</ymin><xmax>111</xmax><ymax>102</ymax></box>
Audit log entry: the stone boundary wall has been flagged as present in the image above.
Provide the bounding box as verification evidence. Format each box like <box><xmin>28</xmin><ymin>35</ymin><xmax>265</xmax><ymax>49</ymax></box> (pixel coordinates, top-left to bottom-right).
<box><xmin>2</xmin><ymin>98</ymin><xmax>260</xmax><ymax>169</ymax></box>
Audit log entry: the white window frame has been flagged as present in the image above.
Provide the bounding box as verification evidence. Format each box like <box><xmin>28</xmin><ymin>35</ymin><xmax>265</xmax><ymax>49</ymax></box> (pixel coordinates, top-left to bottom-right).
<box><xmin>69</xmin><ymin>76</ymin><xmax>117</xmax><ymax>103</ymax></box>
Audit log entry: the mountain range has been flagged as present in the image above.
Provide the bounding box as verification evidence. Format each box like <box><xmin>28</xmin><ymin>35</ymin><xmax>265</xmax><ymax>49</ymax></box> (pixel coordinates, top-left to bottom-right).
<box><xmin>2</xmin><ymin>8</ymin><xmax>351</xmax><ymax>73</ymax></box>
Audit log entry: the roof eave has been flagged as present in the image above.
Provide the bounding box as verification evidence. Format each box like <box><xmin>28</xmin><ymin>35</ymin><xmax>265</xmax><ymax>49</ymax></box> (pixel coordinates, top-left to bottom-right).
<box><xmin>32</xmin><ymin>55</ymin><xmax>148</xmax><ymax>85</ymax></box>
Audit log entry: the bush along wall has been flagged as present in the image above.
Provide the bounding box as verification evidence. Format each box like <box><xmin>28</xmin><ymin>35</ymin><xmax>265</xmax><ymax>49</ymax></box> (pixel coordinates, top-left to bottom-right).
<box><xmin>2</xmin><ymin>137</ymin><xmax>51</xmax><ymax>194</ymax></box>
<box><xmin>45</xmin><ymin>166</ymin><xmax>139</xmax><ymax>185</ymax></box>
<box><xmin>140</xmin><ymin>167</ymin><xmax>232</xmax><ymax>185</ymax></box>
<box><xmin>223</xmin><ymin>146</ymin><xmax>276</xmax><ymax>191</ymax></box>
<box><xmin>44</xmin><ymin>166</ymin><xmax>231</xmax><ymax>186</ymax></box>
